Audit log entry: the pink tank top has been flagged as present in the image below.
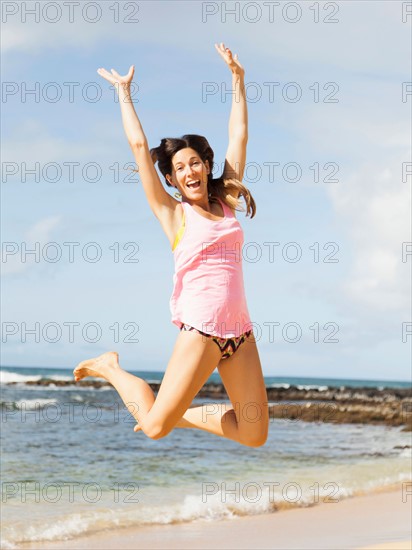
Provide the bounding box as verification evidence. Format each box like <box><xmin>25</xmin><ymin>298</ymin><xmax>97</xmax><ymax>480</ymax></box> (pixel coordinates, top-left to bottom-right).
<box><xmin>169</xmin><ymin>196</ymin><xmax>252</xmax><ymax>338</ymax></box>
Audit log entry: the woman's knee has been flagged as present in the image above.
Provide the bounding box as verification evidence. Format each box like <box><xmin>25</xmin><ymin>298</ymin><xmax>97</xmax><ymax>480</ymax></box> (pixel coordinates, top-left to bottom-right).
<box><xmin>239</xmin><ymin>415</ymin><xmax>269</xmax><ymax>448</ymax></box>
<box><xmin>140</xmin><ymin>416</ymin><xmax>173</xmax><ymax>440</ymax></box>
<box><xmin>240</xmin><ymin>428</ymin><xmax>268</xmax><ymax>448</ymax></box>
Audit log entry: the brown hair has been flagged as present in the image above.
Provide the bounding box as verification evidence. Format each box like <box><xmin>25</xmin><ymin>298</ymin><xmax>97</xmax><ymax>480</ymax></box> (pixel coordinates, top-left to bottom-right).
<box><xmin>150</xmin><ymin>134</ymin><xmax>256</xmax><ymax>218</ymax></box>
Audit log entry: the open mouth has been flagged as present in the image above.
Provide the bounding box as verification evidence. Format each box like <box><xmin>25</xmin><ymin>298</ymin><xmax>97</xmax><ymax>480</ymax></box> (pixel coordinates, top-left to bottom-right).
<box><xmin>187</xmin><ymin>180</ymin><xmax>201</xmax><ymax>189</ymax></box>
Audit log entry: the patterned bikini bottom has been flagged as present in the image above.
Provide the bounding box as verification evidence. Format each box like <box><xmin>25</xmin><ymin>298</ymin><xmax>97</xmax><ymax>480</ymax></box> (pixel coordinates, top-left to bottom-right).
<box><xmin>179</xmin><ymin>323</ymin><xmax>253</xmax><ymax>360</ymax></box>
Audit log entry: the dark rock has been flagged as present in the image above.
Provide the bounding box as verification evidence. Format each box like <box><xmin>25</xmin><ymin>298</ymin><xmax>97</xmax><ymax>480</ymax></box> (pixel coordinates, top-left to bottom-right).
<box><xmin>7</xmin><ymin>378</ymin><xmax>412</xmax><ymax>431</ymax></box>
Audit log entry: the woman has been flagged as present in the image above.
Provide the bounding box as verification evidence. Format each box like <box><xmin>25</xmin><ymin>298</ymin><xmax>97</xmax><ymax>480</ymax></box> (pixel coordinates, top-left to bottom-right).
<box><xmin>74</xmin><ymin>43</ymin><xmax>269</xmax><ymax>447</ymax></box>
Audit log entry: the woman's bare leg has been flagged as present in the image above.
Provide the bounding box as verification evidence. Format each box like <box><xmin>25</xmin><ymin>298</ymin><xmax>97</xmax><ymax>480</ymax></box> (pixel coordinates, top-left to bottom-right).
<box><xmin>134</xmin><ymin>334</ymin><xmax>269</xmax><ymax>447</ymax></box>
<box><xmin>74</xmin><ymin>332</ymin><xmax>268</xmax><ymax>446</ymax></box>
<box><xmin>73</xmin><ymin>351</ymin><xmax>157</xmax><ymax>422</ymax></box>
<box><xmin>73</xmin><ymin>330</ymin><xmax>223</xmax><ymax>440</ymax></box>
<box><xmin>165</xmin><ymin>334</ymin><xmax>268</xmax><ymax>447</ymax></box>
<box><xmin>176</xmin><ymin>403</ymin><xmax>239</xmax><ymax>432</ymax></box>
<box><xmin>215</xmin><ymin>334</ymin><xmax>269</xmax><ymax>447</ymax></box>
<box><xmin>133</xmin><ymin>402</ymin><xmax>238</xmax><ymax>437</ymax></box>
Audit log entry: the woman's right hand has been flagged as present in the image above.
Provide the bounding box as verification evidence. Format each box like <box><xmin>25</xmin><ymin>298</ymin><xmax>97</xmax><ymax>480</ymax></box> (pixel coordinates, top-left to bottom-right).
<box><xmin>97</xmin><ymin>65</ymin><xmax>135</xmax><ymax>93</ymax></box>
<box><xmin>215</xmin><ymin>43</ymin><xmax>244</xmax><ymax>77</ymax></box>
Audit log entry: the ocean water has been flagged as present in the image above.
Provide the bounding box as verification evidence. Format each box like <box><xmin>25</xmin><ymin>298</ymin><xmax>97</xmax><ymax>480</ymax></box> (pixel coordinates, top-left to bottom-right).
<box><xmin>1</xmin><ymin>366</ymin><xmax>411</xmax><ymax>548</ymax></box>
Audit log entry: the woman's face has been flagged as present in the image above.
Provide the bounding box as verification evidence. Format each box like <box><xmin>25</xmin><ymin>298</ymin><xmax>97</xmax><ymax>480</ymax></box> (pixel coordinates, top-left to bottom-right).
<box><xmin>168</xmin><ymin>148</ymin><xmax>210</xmax><ymax>198</ymax></box>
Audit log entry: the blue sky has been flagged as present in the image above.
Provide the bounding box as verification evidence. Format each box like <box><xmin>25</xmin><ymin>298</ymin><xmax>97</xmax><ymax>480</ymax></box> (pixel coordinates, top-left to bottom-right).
<box><xmin>1</xmin><ymin>1</ymin><xmax>411</xmax><ymax>381</ymax></box>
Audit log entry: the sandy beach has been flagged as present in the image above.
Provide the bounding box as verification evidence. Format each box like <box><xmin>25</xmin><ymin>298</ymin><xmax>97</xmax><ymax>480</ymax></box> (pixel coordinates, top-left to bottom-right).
<box><xmin>19</xmin><ymin>483</ymin><xmax>411</xmax><ymax>550</ymax></box>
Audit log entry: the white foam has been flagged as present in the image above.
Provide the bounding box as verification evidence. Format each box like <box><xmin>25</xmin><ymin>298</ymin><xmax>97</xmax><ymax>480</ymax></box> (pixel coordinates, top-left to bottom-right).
<box><xmin>2</xmin><ymin>513</ymin><xmax>96</xmax><ymax>546</ymax></box>
<box><xmin>0</xmin><ymin>487</ymin><xmax>297</xmax><ymax>546</ymax></box>
<box><xmin>1</xmin><ymin>370</ymin><xmax>73</xmax><ymax>385</ymax></box>
<box><xmin>2</xmin><ymin>476</ymin><xmax>411</xmax><ymax>548</ymax></box>
<box><xmin>0</xmin><ymin>371</ymin><xmax>42</xmax><ymax>384</ymax></box>
<box><xmin>26</xmin><ymin>514</ymin><xmax>92</xmax><ymax>542</ymax></box>
<box><xmin>14</xmin><ymin>398</ymin><xmax>59</xmax><ymax>410</ymax></box>
<box><xmin>296</xmin><ymin>385</ymin><xmax>329</xmax><ymax>391</ymax></box>
<box><xmin>399</xmin><ymin>447</ymin><xmax>412</xmax><ymax>458</ymax></box>
<box><xmin>0</xmin><ymin>538</ymin><xmax>17</xmax><ymax>549</ymax></box>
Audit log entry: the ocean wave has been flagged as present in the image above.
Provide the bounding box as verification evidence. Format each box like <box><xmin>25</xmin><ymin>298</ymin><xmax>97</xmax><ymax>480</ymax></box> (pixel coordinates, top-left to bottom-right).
<box><xmin>1</xmin><ymin>512</ymin><xmax>104</xmax><ymax>547</ymax></box>
<box><xmin>0</xmin><ymin>482</ymin><xmax>359</xmax><ymax>547</ymax></box>
<box><xmin>296</xmin><ymin>385</ymin><xmax>329</xmax><ymax>391</ymax></box>
<box><xmin>0</xmin><ymin>490</ymin><xmax>308</xmax><ymax>546</ymax></box>
<box><xmin>399</xmin><ymin>447</ymin><xmax>412</xmax><ymax>458</ymax></box>
<box><xmin>0</xmin><ymin>371</ymin><xmax>72</xmax><ymax>385</ymax></box>
<box><xmin>0</xmin><ymin>538</ymin><xmax>17</xmax><ymax>549</ymax></box>
<box><xmin>0</xmin><ymin>371</ymin><xmax>42</xmax><ymax>384</ymax></box>
<box><xmin>266</xmin><ymin>383</ymin><xmax>330</xmax><ymax>392</ymax></box>
<box><xmin>10</xmin><ymin>398</ymin><xmax>59</xmax><ymax>411</ymax></box>
<box><xmin>1</xmin><ymin>477</ymin><xmax>410</xmax><ymax>547</ymax></box>
<box><xmin>4</xmin><ymin>383</ymin><xmax>113</xmax><ymax>393</ymax></box>
<box><xmin>0</xmin><ymin>397</ymin><xmax>122</xmax><ymax>412</ymax></box>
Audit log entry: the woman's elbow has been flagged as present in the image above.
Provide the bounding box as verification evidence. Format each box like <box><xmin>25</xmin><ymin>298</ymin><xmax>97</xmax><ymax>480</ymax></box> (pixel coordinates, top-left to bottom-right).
<box><xmin>129</xmin><ymin>140</ymin><xmax>147</xmax><ymax>151</ymax></box>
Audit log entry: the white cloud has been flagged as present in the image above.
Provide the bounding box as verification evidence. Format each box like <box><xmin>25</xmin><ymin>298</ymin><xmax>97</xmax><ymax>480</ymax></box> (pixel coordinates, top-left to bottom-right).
<box><xmin>1</xmin><ymin>215</ymin><xmax>61</xmax><ymax>275</ymax></box>
<box><xmin>274</xmin><ymin>61</ymin><xmax>411</xmax><ymax>320</ymax></box>
<box><xmin>328</xmin><ymin>152</ymin><xmax>410</xmax><ymax>315</ymax></box>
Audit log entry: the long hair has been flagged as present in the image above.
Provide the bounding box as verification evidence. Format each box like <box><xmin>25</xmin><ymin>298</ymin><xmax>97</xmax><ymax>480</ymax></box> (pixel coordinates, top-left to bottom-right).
<box><xmin>150</xmin><ymin>134</ymin><xmax>256</xmax><ymax>218</ymax></box>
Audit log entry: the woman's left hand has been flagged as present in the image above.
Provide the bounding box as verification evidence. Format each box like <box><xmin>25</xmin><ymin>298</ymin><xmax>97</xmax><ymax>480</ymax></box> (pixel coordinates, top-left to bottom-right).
<box><xmin>215</xmin><ymin>42</ymin><xmax>244</xmax><ymax>77</ymax></box>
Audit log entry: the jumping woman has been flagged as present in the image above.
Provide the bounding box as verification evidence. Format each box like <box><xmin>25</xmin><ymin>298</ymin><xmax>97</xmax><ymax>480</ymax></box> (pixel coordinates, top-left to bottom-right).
<box><xmin>73</xmin><ymin>43</ymin><xmax>269</xmax><ymax>447</ymax></box>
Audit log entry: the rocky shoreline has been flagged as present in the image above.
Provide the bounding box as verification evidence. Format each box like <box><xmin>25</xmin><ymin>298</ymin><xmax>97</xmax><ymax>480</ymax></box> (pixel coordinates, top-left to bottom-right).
<box><xmin>9</xmin><ymin>378</ymin><xmax>412</xmax><ymax>432</ymax></box>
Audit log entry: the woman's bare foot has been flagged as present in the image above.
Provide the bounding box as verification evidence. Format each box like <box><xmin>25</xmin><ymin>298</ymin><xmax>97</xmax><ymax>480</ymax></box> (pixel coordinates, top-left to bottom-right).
<box><xmin>133</xmin><ymin>416</ymin><xmax>189</xmax><ymax>433</ymax></box>
<box><xmin>73</xmin><ymin>351</ymin><xmax>120</xmax><ymax>382</ymax></box>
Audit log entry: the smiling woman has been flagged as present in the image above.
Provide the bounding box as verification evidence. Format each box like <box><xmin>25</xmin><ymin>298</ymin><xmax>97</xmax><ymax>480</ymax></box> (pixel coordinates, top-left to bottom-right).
<box><xmin>150</xmin><ymin>134</ymin><xmax>256</xmax><ymax>219</ymax></box>
<box><xmin>74</xmin><ymin>43</ymin><xmax>268</xmax><ymax>449</ymax></box>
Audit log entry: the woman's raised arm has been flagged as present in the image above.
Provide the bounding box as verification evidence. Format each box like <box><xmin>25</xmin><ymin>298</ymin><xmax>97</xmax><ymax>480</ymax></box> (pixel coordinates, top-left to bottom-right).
<box><xmin>215</xmin><ymin>43</ymin><xmax>248</xmax><ymax>194</ymax></box>
<box><xmin>97</xmin><ymin>65</ymin><xmax>176</xmax><ymax>218</ymax></box>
